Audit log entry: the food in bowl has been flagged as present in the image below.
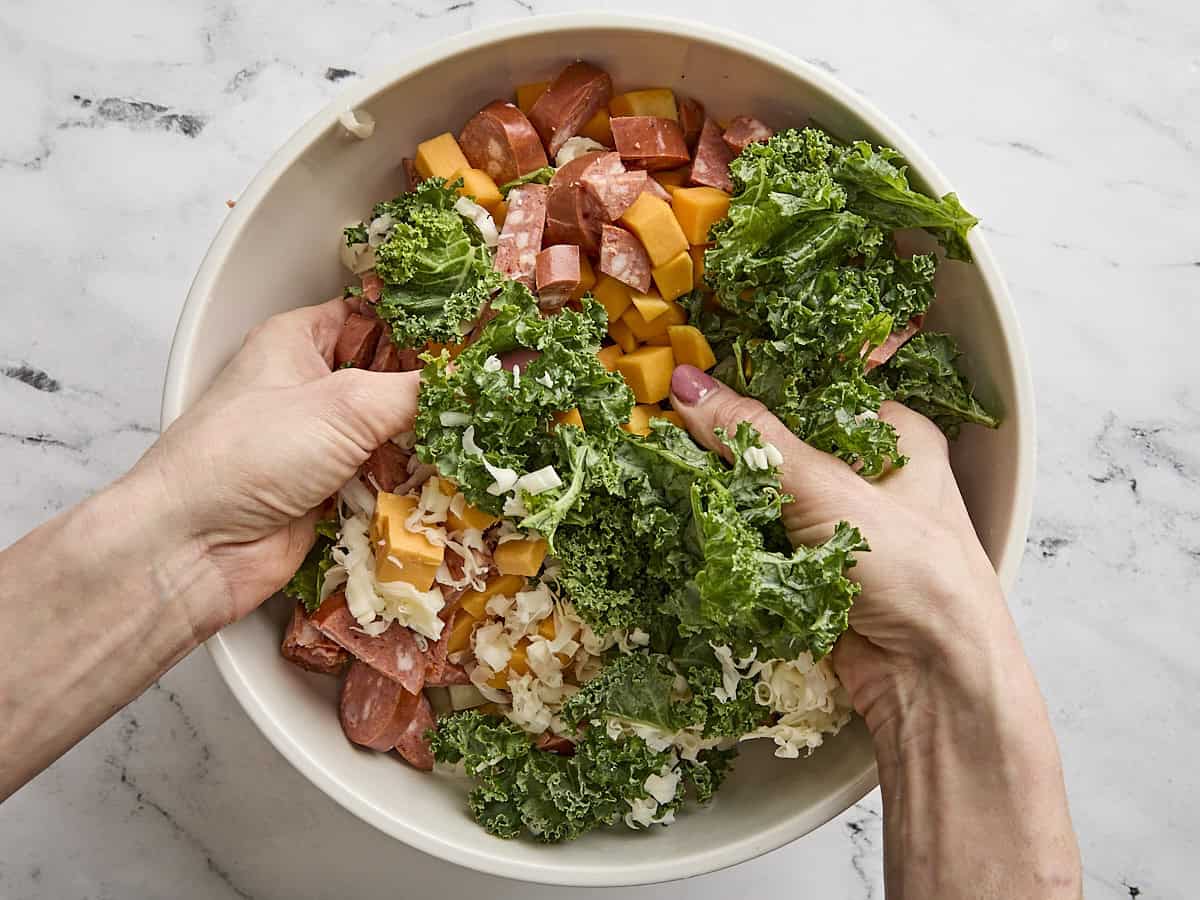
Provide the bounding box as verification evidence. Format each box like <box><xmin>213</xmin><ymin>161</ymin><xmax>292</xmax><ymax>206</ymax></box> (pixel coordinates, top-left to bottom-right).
<box><xmin>277</xmin><ymin>57</ymin><xmax>998</xmax><ymax>842</ymax></box>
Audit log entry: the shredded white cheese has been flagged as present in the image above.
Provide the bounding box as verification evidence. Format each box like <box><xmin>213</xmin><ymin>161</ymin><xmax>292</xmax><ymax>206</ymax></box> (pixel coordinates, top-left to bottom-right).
<box><xmin>515</xmin><ymin>466</ymin><xmax>562</xmax><ymax>496</ymax></box>
<box><xmin>338</xmin><ymin>108</ymin><xmax>375</xmax><ymax>139</ymax></box>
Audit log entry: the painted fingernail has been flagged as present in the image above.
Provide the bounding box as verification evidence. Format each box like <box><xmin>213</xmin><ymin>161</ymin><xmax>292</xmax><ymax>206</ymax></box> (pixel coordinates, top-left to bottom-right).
<box><xmin>671</xmin><ymin>365</ymin><xmax>717</xmax><ymax>406</ymax></box>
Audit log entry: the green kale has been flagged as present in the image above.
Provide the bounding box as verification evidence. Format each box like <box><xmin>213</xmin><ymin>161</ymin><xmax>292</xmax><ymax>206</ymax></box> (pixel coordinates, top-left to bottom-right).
<box><xmin>414</xmin><ymin>281</ymin><xmax>633</xmax><ymax>513</ymax></box>
<box><xmin>354</xmin><ymin>178</ymin><xmax>501</xmax><ymax>348</ymax></box>
<box><xmin>281</xmin><ymin>517</ymin><xmax>339</xmax><ymax>614</ymax></box>
<box><xmin>560</xmin><ymin>652</ymin><xmax>705</xmax><ymax>733</ymax></box>
<box><xmin>429</xmin><ymin>711</ymin><xmax>727</xmax><ymax>841</ymax></box>
<box><xmin>875</xmin><ymin>332</ymin><xmax>999</xmax><ymax>438</ymax></box>
<box><xmin>684</xmin><ymin>665</ymin><xmax>772</xmax><ymax>737</ymax></box>
<box><xmin>498</xmin><ymin>166</ymin><xmax>555</xmax><ymax>196</ymax></box>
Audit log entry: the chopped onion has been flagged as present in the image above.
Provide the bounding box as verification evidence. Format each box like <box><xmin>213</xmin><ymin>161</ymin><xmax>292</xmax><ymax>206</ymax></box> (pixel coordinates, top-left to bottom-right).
<box><xmin>515</xmin><ymin>465</ymin><xmax>562</xmax><ymax>496</ymax></box>
<box><xmin>438</xmin><ymin>411</ymin><xmax>472</xmax><ymax>427</ymax></box>
<box><xmin>454</xmin><ymin>196</ymin><xmax>499</xmax><ymax>247</ymax></box>
<box><xmin>555</xmin><ymin>136</ymin><xmax>606</xmax><ymax>166</ymax></box>
<box><xmin>338</xmin><ymin>108</ymin><xmax>375</xmax><ymax>139</ymax></box>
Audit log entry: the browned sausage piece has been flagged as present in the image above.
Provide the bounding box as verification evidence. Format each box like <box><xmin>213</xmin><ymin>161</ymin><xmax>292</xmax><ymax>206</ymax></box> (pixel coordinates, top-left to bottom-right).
<box><xmin>689</xmin><ymin>118</ymin><xmax>735</xmax><ymax>193</ymax></box>
<box><xmin>722</xmin><ymin>115</ymin><xmax>775</xmax><ymax>154</ymax></box>
<box><xmin>360</xmin><ymin>272</ymin><xmax>384</xmax><ymax>303</ymax></box>
<box><xmin>422</xmin><ymin>613</ymin><xmax>472</xmax><ymax>686</ymax></box>
<box><xmin>339</xmin><ymin>660</ymin><xmax>413</xmax><ymax>751</ymax></box>
<box><xmin>493</xmin><ymin>182</ymin><xmax>550</xmax><ymax>287</ymax></box>
<box><xmin>459</xmin><ymin>100</ymin><xmax>549</xmax><ymax>184</ymax></box>
<box><xmin>369</xmin><ymin>338</ymin><xmax>401</xmax><ymax>373</ymax></box>
<box><xmin>360</xmin><ymin>441</ymin><xmax>410</xmax><ymax>493</ymax></box>
<box><xmin>610</xmin><ymin>116</ymin><xmax>690</xmax><ymax>171</ymax></box>
<box><xmin>334</xmin><ymin>313</ymin><xmax>383</xmax><ymax>368</ymax></box>
<box><xmin>535</xmin><ymin>244</ymin><xmax>582</xmax><ymax>308</ymax></box>
<box><xmin>578</xmin><ymin>151</ymin><xmax>648</xmax><ymax>222</ymax></box>
<box><xmin>281</xmin><ymin>603</ymin><xmax>350</xmax><ymax>675</ymax></box>
<box><xmin>393</xmin><ymin>692</ymin><xmax>436</xmax><ymax>770</ymax></box>
<box><xmin>543</xmin><ymin>151</ymin><xmax>608</xmax><ymax>255</ymax></box>
<box><xmin>535</xmin><ymin>732</ymin><xmax>576</xmax><ymax>756</ymax></box>
<box><xmin>677</xmin><ymin>96</ymin><xmax>705</xmax><ymax>149</ymax></box>
<box><xmin>528</xmin><ymin>61</ymin><xmax>613</xmax><ymax>157</ymax></box>
<box><xmin>402</xmin><ymin>158</ymin><xmax>420</xmax><ymax>192</ymax></box>
<box><xmin>641</xmin><ymin>176</ymin><xmax>671</xmax><ymax>203</ymax></box>
<box><xmin>863</xmin><ymin>315</ymin><xmax>924</xmax><ymax>371</ymax></box>
<box><xmin>599</xmin><ymin>224</ymin><xmax>653</xmax><ymax>294</ymax></box>
<box><xmin>311</xmin><ymin>593</ymin><xmax>427</xmax><ymax>694</ymax></box>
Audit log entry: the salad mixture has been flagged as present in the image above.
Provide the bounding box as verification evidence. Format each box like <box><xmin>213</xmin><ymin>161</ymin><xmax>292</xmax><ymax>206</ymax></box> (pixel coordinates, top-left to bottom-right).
<box><xmin>279</xmin><ymin>60</ymin><xmax>998</xmax><ymax>842</ymax></box>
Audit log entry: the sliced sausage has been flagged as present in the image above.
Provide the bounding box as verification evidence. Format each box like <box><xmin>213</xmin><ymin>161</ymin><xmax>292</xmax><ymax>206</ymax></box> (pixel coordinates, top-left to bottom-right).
<box><xmin>543</xmin><ymin>150</ymin><xmax>607</xmax><ymax>255</ymax></box>
<box><xmin>311</xmin><ymin>593</ymin><xmax>426</xmax><ymax>694</ymax></box>
<box><xmin>689</xmin><ymin>118</ymin><xmax>735</xmax><ymax>193</ymax></box>
<box><xmin>599</xmin><ymin>224</ymin><xmax>653</xmax><ymax>293</ymax></box>
<box><xmin>578</xmin><ymin>151</ymin><xmax>647</xmax><ymax>221</ymax></box>
<box><xmin>339</xmin><ymin>660</ymin><xmax>416</xmax><ymax>751</ymax></box>
<box><xmin>535</xmin><ymin>732</ymin><xmax>576</xmax><ymax>756</ymax></box>
<box><xmin>459</xmin><ymin>100</ymin><xmax>549</xmax><ymax>184</ymax></box>
<box><xmin>334</xmin><ymin>313</ymin><xmax>383</xmax><ymax>368</ymax></box>
<box><xmin>361</xmin><ymin>441</ymin><xmax>410</xmax><ymax>494</ymax></box>
<box><xmin>281</xmin><ymin>604</ymin><xmax>350</xmax><ymax>675</ymax></box>
<box><xmin>493</xmin><ymin>183</ymin><xmax>549</xmax><ymax>287</ymax></box>
<box><xmin>610</xmin><ymin>116</ymin><xmax>690</xmax><ymax>171</ymax></box>
<box><xmin>402</xmin><ymin>158</ymin><xmax>420</xmax><ymax>192</ymax></box>
<box><xmin>677</xmin><ymin>96</ymin><xmax>705</xmax><ymax>149</ymax></box>
<box><xmin>641</xmin><ymin>176</ymin><xmax>672</xmax><ymax>203</ymax></box>
<box><xmin>528</xmin><ymin>61</ymin><xmax>613</xmax><ymax>157</ymax></box>
<box><xmin>369</xmin><ymin>338</ymin><xmax>402</xmax><ymax>372</ymax></box>
<box><xmin>397</xmin><ymin>348</ymin><xmax>423</xmax><ymax>371</ymax></box>
<box><xmin>535</xmin><ymin>244</ymin><xmax>582</xmax><ymax>308</ymax></box>
<box><xmin>423</xmin><ymin>613</ymin><xmax>472</xmax><ymax>686</ymax></box>
<box><xmin>393</xmin><ymin>692</ymin><xmax>436</xmax><ymax>770</ymax></box>
<box><xmin>360</xmin><ymin>272</ymin><xmax>384</xmax><ymax>303</ymax></box>
<box><xmin>864</xmin><ymin>315</ymin><xmax>924</xmax><ymax>371</ymax></box>
<box><xmin>722</xmin><ymin>115</ymin><xmax>774</xmax><ymax>154</ymax></box>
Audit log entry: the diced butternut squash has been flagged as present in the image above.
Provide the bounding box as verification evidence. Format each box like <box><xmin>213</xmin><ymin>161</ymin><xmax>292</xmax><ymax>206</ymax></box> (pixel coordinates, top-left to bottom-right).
<box><xmin>554</xmin><ymin>407</ymin><xmax>584</xmax><ymax>429</ymax></box>
<box><xmin>631</xmin><ymin>291</ymin><xmax>670</xmax><ymax>322</ymax></box>
<box><xmin>579</xmin><ymin>106</ymin><xmax>613</xmax><ymax>145</ymax></box>
<box><xmin>494</xmin><ymin>538</ymin><xmax>548</xmax><ymax>577</ymax></box>
<box><xmin>668</xmin><ymin>325</ymin><xmax>717</xmax><ymax>371</ymax></box>
<box><xmin>371</xmin><ymin>492</ymin><xmax>444</xmax><ymax>591</ymax></box>
<box><xmin>622</xmin><ymin>404</ymin><xmax>658</xmax><ymax>436</ymax></box>
<box><xmin>460</xmin><ymin>574</ymin><xmax>527</xmax><ymax>619</ymax></box>
<box><xmin>671</xmin><ymin>186</ymin><xmax>731</xmax><ymax>245</ymax></box>
<box><xmin>651</xmin><ymin>250</ymin><xmax>694</xmax><ymax>303</ymax></box>
<box><xmin>689</xmin><ymin>244</ymin><xmax>708</xmax><ymax>290</ymax></box>
<box><xmin>621</xmin><ymin>299</ymin><xmax>684</xmax><ymax>341</ymax></box>
<box><xmin>619</xmin><ymin>194</ymin><xmax>689</xmax><ymax>266</ymax></box>
<box><xmin>607</xmin><ymin>317</ymin><xmax>639</xmax><ymax>353</ymax></box>
<box><xmin>515</xmin><ymin>81</ymin><xmax>550</xmax><ymax>115</ymax></box>
<box><xmin>537</xmin><ymin>618</ymin><xmax>557</xmax><ymax>640</ymax></box>
<box><xmin>447</xmin><ymin>497</ymin><xmax>498</xmax><ymax>533</ymax></box>
<box><xmin>572</xmin><ymin>254</ymin><xmax>596</xmax><ymax>301</ymax></box>
<box><xmin>414</xmin><ymin>132</ymin><xmax>470</xmax><ymax>180</ymax></box>
<box><xmin>656</xmin><ymin>409</ymin><xmax>687</xmax><ymax>429</ymax></box>
<box><xmin>450</xmin><ymin>167</ymin><xmax>503</xmax><ymax>214</ymax></box>
<box><xmin>593</xmin><ymin>274</ymin><xmax>633</xmax><ymax>322</ymax></box>
<box><xmin>609</xmin><ymin>88</ymin><xmax>678</xmax><ymax>120</ymax></box>
<box><xmin>493</xmin><ymin>200</ymin><xmax>508</xmax><ymax>229</ymax></box>
<box><xmin>652</xmin><ymin>168</ymin><xmax>689</xmax><ymax>188</ymax></box>
<box><xmin>645</xmin><ymin>333</ymin><xmax>672</xmax><ymax>346</ymax></box>
<box><xmin>615</xmin><ymin>345</ymin><xmax>676</xmax><ymax>404</ymax></box>
<box><xmin>447</xmin><ymin>613</ymin><xmax>477</xmax><ymax>654</ymax></box>
<box><xmin>597</xmin><ymin>344</ymin><xmax>624</xmax><ymax>371</ymax></box>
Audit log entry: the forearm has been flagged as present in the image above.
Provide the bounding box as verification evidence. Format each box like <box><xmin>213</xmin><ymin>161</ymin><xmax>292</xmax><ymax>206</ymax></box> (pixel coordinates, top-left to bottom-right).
<box><xmin>874</xmin><ymin>633</ymin><xmax>1081</xmax><ymax>899</ymax></box>
<box><xmin>0</xmin><ymin>471</ymin><xmax>228</xmax><ymax>800</ymax></box>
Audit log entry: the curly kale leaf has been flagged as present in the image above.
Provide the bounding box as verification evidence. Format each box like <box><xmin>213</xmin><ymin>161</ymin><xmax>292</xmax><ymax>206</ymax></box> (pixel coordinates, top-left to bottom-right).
<box><xmin>354</xmin><ymin>178</ymin><xmax>500</xmax><ymax>348</ymax></box>
<box><xmin>282</xmin><ymin>517</ymin><xmax>338</xmax><ymax>614</ymax></box>
<box><xmin>875</xmin><ymin>332</ymin><xmax>999</xmax><ymax>438</ymax></box>
<box><xmin>429</xmin><ymin>711</ymin><xmax>726</xmax><ymax>841</ymax></box>
<box><xmin>560</xmin><ymin>652</ymin><xmax>704</xmax><ymax>733</ymax></box>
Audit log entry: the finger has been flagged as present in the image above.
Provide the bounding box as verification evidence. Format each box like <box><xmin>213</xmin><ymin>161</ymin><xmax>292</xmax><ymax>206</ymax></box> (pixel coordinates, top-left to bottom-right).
<box><xmin>317</xmin><ymin>368</ymin><xmax>422</xmax><ymax>452</ymax></box>
<box><xmin>874</xmin><ymin>401</ymin><xmax>970</xmax><ymax>524</ymax></box>
<box><xmin>250</xmin><ymin>297</ymin><xmax>349</xmax><ymax>366</ymax></box>
<box><xmin>669</xmin><ymin>365</ymin><xmax>869</xmax><ymax>534</ymax></box>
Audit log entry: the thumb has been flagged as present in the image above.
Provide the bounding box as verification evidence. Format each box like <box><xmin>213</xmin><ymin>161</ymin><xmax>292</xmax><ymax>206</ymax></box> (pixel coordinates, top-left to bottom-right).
<box><xmin>316</xmin><ymin>367</ymin><xmax>424</xmax><ymax>451</ymax></box>
<box><xmin>669</xmin><ymin>365</ymin><xmax>868</xmax><ymax>539</ymax></box>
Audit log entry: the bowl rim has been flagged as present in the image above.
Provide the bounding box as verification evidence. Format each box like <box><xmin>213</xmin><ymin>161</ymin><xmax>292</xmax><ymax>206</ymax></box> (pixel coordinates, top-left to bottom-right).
<box><xmin>161</xmin><ymin>11</ymin><xmax>1035</xmax><ymax>886</ymax></box>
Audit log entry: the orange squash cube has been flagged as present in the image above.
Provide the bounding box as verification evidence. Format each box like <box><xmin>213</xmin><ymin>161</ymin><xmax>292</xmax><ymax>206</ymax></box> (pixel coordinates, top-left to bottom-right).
<box><xmin>494</xmin><ymin>538</ymin><xmax>548</xmax><ymax>577</ymax></box>
<box><xmin>668</xmin><ymin>325</ymin><xmax>717</xmax><ymax>371</ymax></box>
<box><xmin>615</xmin><ymin>345</ymin><xmax>676</xmax><ymax>404</ymax></box>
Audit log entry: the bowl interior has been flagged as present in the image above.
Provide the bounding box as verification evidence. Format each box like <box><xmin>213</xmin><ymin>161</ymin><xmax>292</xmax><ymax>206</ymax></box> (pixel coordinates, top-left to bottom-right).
<box><xmin>164</xmin><ymin>17</ymin><xmax>1031</xmax><ymax>886</ymax></box>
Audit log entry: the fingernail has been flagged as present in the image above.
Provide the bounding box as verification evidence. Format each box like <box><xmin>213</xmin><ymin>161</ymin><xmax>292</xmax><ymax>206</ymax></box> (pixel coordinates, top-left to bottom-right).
<box><xmin>671</xmin><ymin>365</ymin><xmax>717</xmax><ymax>406</ymax></box>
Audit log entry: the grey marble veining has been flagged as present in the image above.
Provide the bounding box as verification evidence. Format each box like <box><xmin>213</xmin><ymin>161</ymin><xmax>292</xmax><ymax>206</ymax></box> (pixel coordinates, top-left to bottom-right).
<box><xmin>1</xmin><ymin>1</ymin><xmax>1197</xmax><ymax>897</ymax></box>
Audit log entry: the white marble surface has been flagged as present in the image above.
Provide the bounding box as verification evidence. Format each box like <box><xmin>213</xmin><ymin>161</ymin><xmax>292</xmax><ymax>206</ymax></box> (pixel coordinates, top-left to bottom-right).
<box><xmin>1</xmin><ymin>0</ymin><xmax>1197</xmax><ymax>896</ymax></box>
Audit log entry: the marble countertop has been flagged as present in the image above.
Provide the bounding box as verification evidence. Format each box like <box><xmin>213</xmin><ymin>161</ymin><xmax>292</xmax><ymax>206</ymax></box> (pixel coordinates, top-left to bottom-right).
<box><xmin>2</xmin><ymin>1</ymin><xmax>1196</xmax><ymax>897</ymax></box>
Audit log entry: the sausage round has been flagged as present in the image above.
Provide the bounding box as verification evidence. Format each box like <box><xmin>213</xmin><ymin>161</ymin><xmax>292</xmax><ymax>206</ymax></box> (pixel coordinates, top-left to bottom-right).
<box><xmin>311</xmin><ymin>593</ymin><xmax>427</xmax><ymax>694</ymax></box>
<box><xmin>393</xmin><ymin>692</ymin><xmax>436</xmax><ymax>770</ymax></box>
<box><xmin>599</xmin><ymin>224</ymin><xmax>653</xmax><ymax>294</ymax></box>
<box><xmin>459</xmin><ymin>100</ymin><xmax>548</xmax><ymax>185</ymax></box>
<box><xmin>722</xmin><ymin>115</ymin><xmax>775</xmax><ymax>154</ymax></box>
<box><xmin>689</xmin><ymin>118</ymin><xmax>735</xmax><ymax>193</ymax></box>
<box><xmin>281</xmin><ymin>604</ymin><xmax>350</xmax><ymax>675</ymax></box>
<box><xmin>579</xmin><ymin>151</ymin><xmax>648</xmax><ymax>222</ymax></box>
<box><xmin>360</xmin><ymin>441</ymin><xmax>410</xmax><ymax>494</ymax></box>
<box><xmin>339</xmin><ymin>660</ymin><xmax>412</xmax><ymax>751</ymax></box>
<box><xmin>528</xmin><ymin>61</ymin><xmax>614</xmax><ymax>156</ymax></box>
<box><xmin>334</xmin><ymin>313</ymin><xmax>383</xmax><ymax>368</ymax></box>
<box><xmin>610</xmin><ymin>116</ymin><xmax>691</xmax><ymax>171</ymax></box>
<box><xmin>493</xmin><ymin>182</ymin><xmax>550</xmax><ymax>287</ymax></box>
<box><xmin>535</xmin><ymin>244</ymin><xmax>582</xmax><ymax>307</ymax></box>
<box><xmin>677</xmin><ymin>96</ymin><xmax>705</xmax><ymax>149</ymax></box>
<box><xmin>543</xmin><ymin>150</ymin><xmax>609</xmax><ymax>254</ymax></box>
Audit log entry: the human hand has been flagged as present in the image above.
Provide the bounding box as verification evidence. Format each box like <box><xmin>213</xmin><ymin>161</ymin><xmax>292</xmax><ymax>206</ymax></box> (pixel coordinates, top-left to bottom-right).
<box><xmin>668</xmin><ymin>364</ymin><xmax>1017</xmax><ymax>736</ymax></box>
<box><xmin>135</xmin><ymin>299</ymin><xmax>419</xmax><ymax>632</ymax></box>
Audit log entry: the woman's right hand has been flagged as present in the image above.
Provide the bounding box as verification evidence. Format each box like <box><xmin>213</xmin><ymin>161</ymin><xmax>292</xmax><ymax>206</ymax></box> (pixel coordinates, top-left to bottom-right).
<box><xmin>668</xmin><ymin>364</ymin><xmax>1018</xmax><ymax>735</ymax></box>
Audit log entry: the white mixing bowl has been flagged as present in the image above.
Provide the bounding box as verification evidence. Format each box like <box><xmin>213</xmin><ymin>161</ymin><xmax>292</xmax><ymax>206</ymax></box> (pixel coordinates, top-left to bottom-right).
<box><xmin>161</xmin><ymin>13</ymin><xmax>1034</xmax><ymax>886</ymax></box>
